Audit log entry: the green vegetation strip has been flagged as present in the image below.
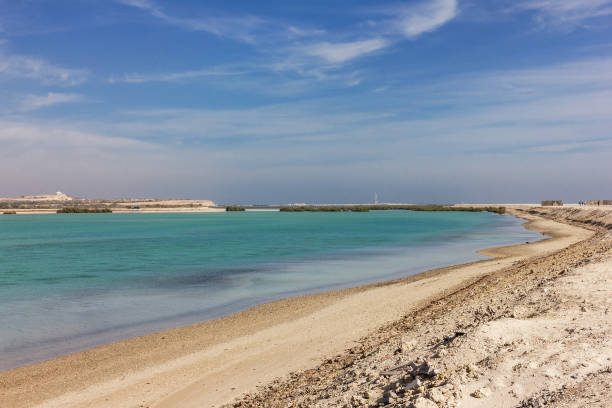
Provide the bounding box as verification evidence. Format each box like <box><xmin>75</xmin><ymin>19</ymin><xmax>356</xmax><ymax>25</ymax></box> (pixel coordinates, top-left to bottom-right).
<box><xmin>57</xmin><ymin>208</ymin><xmax>112</xmax><ymax>213</ymax></box>
<box><xmin>279</xmin><ymin>205</ymin><xmax>505</xmax><ymax>214</ymax></box>
<box><xmin>226</xmin><ymin>206</ymin><xmax>246</xmax><ymax>211</ymax></box>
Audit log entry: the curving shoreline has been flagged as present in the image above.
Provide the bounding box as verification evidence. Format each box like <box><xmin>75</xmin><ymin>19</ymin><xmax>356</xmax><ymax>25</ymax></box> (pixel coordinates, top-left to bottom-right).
<box><xmin>0</xmin><ymin>208</ymin><xmax>594</xmax><ymax>408</ymax></box>
<box><xmin>229</xmin><ymin>206</ymin><xmax>611</xmax><ymax>408</ymax></box>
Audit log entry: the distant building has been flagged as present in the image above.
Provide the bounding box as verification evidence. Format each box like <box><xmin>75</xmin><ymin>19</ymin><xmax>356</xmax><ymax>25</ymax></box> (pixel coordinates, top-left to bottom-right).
<box><xmin>541</xmin><ymin>200</ymin><xmax>563</xmax><ymax>206</ymax></box>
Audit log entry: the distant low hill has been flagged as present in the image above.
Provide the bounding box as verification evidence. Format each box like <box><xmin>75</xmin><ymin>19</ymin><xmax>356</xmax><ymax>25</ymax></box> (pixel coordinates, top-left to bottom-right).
<box><xmin>0</xmin><ymin>194</ymin><xmax>216</xmax><ymax>211</ymax></box>
<box><xmin>2</xmin><ymin>192</ymin><xmax>73</xmax><ymax>202</ymax></box>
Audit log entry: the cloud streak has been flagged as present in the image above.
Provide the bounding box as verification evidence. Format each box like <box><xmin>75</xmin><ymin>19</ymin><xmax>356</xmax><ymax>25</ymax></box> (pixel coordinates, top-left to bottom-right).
<box><xmin>391</xmin><ymin>0</ymin><xmax>458</xmax><ymax>38</ymax></box>
<box><xmin>113</xmin><ymin>0</ymin><xmax>459</xmax><ymax>85</ymax></box>
<box><xmin>302</xmin><ymin>38</ymin><xmax>389</xmax><ymax>64</ymax></box>
<box><xmin>0</xmin><ymin>51</ymin><xmax>89</xmax><ymax>85</ymax></box>
<box><xmin>18</xmin><ymin>92</ymin><xmax>83</xmax><ymax>111</ymax></box>
<box><xmin>108</xmin><ymin>68</ymin><xmax>250</xmax><ymax>83</ymax></box>
<box><xmin>514</xmin><ymin>0</ymin><xmax>612</xmax><ymax>27</ymax></box>
<box><xmin>117</xmin><ymin>0</ymin><xmax>266</xmax><ymax>42</ymax></box>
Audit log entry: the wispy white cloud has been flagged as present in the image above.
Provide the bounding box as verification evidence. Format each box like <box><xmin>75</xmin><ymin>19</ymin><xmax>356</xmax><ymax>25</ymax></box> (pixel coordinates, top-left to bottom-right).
<box><xmin>390</xmin><ymin>0</ymin><xmax>458</xmax><ymax>38</ymax></box>
<box><xmin>270</xmin><ymin>1</ymin><xmax>458</xmax><ymax>75</ymax></box>
<box><xmin>108</xmin><ymin>68</ymin><xmax>249</xmax><ymax>83</ymax></box>
<box><xmin>18</xmin><ymin>92</ymin><xmax>83</xmax><ymax>111</ymax></box>
<box><xmin>117</xmin><ymin>0</ymin><xmax>265</xmax><ymax>42</ymax></box>
<box><xmin>107</xmin><ymin>60</ymin><xmax>363</xmax><ymax>95</ymax></box>
<box><xmin>302</xmin><ymin>38</ymin><xmax>389</xmax><ymax>64</ymax></box>
<box><xmin>113</xmin><ymin>0</ymin><xmax>458</xmax><ymax>85</ymax></box>
<box><xmin>514</xmin><ymin>0</ymin><xmax>612</xmax><ymax>27</ymax></box>
<box><xmin>287</xmin><ymin>25</ymin><xmax>326</xmax><ymax>38</ymax></box>
<box><xmin>0</xmin><ymin>49</ymin><xmax>88</xmax><ymax>85</ymax></box>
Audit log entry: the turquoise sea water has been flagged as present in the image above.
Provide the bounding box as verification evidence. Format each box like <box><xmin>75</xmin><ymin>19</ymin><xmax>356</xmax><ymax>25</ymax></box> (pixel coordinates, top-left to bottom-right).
<box><xmin>0</xmin><ymin>211</ymin><xmax>543</xmax><ymax>370</ymax></box>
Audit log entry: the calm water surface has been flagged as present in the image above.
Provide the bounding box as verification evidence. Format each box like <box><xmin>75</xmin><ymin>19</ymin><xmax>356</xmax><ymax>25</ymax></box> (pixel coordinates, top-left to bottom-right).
<box><xmin>0</xmin><ymin>211</ymin><xmax>543</xmax><ymax>369</ymax></box>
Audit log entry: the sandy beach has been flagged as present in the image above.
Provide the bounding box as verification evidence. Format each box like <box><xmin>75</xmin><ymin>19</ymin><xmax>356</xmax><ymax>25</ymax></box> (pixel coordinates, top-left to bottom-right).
<box><xmin>5</xmin><ymin>1</ymin><xmax>611</xmax><ymax>405</ymax></box>
<box><xmin>1</xmin><ymin>206</ymin><xmax>610</xmax><ymax>408</ymax></box>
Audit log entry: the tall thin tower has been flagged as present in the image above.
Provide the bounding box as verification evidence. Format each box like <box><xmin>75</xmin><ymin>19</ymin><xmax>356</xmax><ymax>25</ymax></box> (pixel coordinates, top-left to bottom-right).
<box><xmin>374</xmin><ymin>192</ymin><xmax>379</xmax><ymax>205</ymax></box>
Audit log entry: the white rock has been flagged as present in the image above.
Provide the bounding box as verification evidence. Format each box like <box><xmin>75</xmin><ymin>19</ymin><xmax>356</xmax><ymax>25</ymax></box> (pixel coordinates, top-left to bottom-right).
<box><xmin>471</xmin><ymin>387</ymin><xmax>491</xmax><ymax>398</ymax></box>
<box><xmin>401</xmin><ymin>337</ymin><xmax>417</xmax><ymax>352</ymax></box>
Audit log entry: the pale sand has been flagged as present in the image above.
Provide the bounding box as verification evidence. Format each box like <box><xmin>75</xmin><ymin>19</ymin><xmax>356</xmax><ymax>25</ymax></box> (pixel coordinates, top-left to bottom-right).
<box><xmin>0</xmin><ymin>211</ymin><xmax>592</xmax><ymax>408</ymax></box>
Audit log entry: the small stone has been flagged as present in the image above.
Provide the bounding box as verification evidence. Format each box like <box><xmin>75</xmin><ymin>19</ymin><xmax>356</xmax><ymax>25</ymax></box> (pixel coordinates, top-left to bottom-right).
<box><xmin>401</xmin><ymin>337</ymin><xmax>417</xmax><ymax>353</ymax></box>
<box><xmin>581</xmin><ymin>306</ymin><xmax>588</xmax><ymax>312</ymax></box>
<box><xmin>414</xmin><ymin>362</ymin><xmax>433</xmax><ymax>376</ymax></box>
<box><xmin>405</xmin><ymin>378</ymin><xmax>421</xmax><ymax>390</ymax></box>
<box><xmin>471</xmin><ymin>387</ymin><xmax>490</xmax><ymax>398</ymax></box>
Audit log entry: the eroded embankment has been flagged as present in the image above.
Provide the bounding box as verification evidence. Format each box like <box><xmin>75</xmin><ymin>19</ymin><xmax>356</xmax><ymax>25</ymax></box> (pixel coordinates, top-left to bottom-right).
<box><xmin>523</xmin><ymin>207</ymin><xmax>612</xmax><ymax>231</ymax></box>
<box><xmin>229</xmin><ymin>207</ymin><xmax>612</xmax><ymax>408</ymax></box>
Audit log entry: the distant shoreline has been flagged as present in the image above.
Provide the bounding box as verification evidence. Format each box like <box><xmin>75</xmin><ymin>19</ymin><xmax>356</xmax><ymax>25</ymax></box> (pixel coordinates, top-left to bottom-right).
<box><xmin>0</xmin><ymin>207</ymin><xmax>227</xmax><ymax>214</ymax></box>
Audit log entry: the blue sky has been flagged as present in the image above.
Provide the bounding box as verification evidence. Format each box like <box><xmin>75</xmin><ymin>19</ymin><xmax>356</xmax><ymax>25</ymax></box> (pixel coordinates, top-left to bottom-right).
<box><xmin>1</xmin><ymin>0</ymin><xmax>611</xmax><ymax>203</ymax></box>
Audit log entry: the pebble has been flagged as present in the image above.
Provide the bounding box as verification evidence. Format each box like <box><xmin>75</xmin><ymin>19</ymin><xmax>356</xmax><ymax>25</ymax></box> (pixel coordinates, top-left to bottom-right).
<box><xmin>471</xmin><ymin>387</ymin><xmax>491</xmax><ymax>398</ymax></box>
<box><xmin>401</xmin><ymin>337</ymin><xmax>417</xmax><ymax>353</ymax></box>
<box><xmin>405</xmin><ymin>378</ymin><xmax>421</xmax><ymax>390</ymax></box>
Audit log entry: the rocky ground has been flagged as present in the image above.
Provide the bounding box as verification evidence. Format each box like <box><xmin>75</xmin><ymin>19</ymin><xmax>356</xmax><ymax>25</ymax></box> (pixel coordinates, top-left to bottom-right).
<box><xmin>226</xmin><ymin>208</ymin><xmax>612</xmax><ymax>408</ymax></box>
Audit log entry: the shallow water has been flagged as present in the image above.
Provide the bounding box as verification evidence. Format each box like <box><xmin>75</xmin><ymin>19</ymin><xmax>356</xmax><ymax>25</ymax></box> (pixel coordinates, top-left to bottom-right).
<box><xmin>0</xmin><ymin>211</ymin><xmax>543</xmax><ymax>370</ymax></box>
